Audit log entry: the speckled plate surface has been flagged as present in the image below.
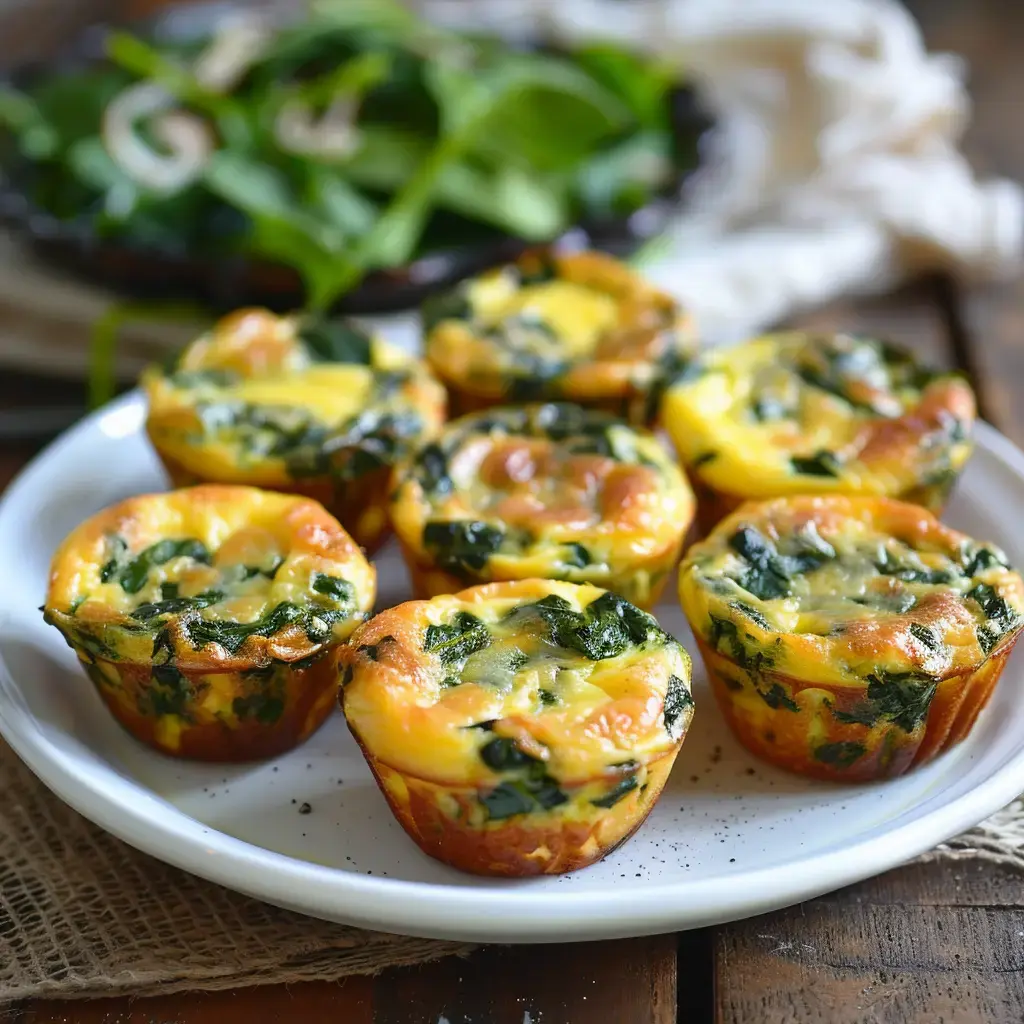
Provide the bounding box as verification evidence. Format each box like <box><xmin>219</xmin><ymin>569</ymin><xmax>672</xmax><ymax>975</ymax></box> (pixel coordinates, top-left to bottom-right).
<box><xmin>2</xmin><ymin>393</ymin><xmax>1024</xmax><ymax>943</ymax></box>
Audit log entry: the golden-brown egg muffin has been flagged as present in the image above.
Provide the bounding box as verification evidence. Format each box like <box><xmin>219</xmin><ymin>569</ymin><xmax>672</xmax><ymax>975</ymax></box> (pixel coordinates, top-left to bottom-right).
<box><xmin>422</xmin><ymin>249</ymin><xmax>695</xmax><ymax>424</ymax></box>
<box><xmin>43</xmin><ymin>485</ymin><xmax>375</xmax><ymax>761</ymax></box>
<box><xmin>143</xmin><ymin>308</ymin><xmax>446</xmax><ymax>553</ymax></box>
<box><xmin>661</xmin><ymin>332</ymin><xmax>976</xmax><ymax>534</ymax></box>
<box><xmin>341</xmin><ymin>579</ymin><xmax>693</xmax><ymax>876</ymax></box>
<box><xmin>679</xmin><ymin>495</ymin><xmax>1024</xmax><ymax>782</ymax></box>
<box><xmin>390</xmin><ymin>404</ymin><xmax>694</xmax><ymax>609</ymax></box>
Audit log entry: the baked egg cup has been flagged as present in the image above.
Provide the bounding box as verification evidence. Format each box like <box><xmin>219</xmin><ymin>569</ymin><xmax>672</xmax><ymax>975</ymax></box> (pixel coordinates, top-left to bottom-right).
<box><xmin>390</xmin><ymin>403</ymin><xmax>695</xmax><ymax>609</ymax></box>
<box><xmin>661</xmin><ymin>332</ymin><xmax>976</xmax><ymax>534</ymax></box>
<box><xmin>143</xmin><ymin>308</ymin><xmax>446</xmax><ymax>553</ymax></box>
<box><xmin>340</xmin><ymin>579</ymin><xmax>694</xmax><ymax>876</ymax></box>
<box><xmin>678</xmin><ymin>495</ymin><xmax>1024</xmax><ymax>782</ymax></box>
<box><xmin>422</xmin><ymin>249</ymin><xmax>695</xmax><ymax>424</ymax></box>
<box><xmin>43</xmin><ymin>485</ymin><xmax>375</xmax><ymax>761</ymax></box>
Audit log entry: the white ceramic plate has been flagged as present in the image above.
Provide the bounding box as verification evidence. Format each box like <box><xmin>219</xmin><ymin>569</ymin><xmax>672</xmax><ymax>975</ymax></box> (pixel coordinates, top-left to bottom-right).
<box><xmin>2</xmin><ymin>393</ymin><xmax>1024</xmax><ymax>944</ymax></box>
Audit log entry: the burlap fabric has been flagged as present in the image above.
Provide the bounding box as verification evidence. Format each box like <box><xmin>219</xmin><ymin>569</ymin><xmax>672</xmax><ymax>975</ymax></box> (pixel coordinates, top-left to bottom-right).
<box><xmin>0</xmin><ymin>740</ymin><xmax>473</xmax><ymax>1006</ymax></box>
<box><xmin>2</xmin><ymin>734</ymin><xmax>1022</xmax><ymax>1007</ymax></box>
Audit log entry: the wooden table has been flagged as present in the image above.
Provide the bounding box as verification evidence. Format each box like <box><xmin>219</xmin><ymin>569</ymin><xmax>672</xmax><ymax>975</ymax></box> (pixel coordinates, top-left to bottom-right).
<box><xmin>4</xmin><ymin>2</ymin><xmax>1024</xmax><ymax>1021</ymax></box>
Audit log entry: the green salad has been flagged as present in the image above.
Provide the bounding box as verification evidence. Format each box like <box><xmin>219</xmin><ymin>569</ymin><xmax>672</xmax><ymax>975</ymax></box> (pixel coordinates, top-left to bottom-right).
<box><xmin>0</xmin><ymin>0</ymin><xmax>694</xmax><ymax>310</ymax></box>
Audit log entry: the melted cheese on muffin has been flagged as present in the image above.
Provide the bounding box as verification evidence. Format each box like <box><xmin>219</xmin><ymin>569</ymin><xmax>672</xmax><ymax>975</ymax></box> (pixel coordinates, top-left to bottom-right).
<box><xmin>343</xmin><ymin>580</ymin><xmax>692</xmax><ymax>797</ymax></box>
<box><xmin>45</xmin><ymin>485</ymin><xmax>376</xmax><ymax>671</ymax></box>
<box><xmin>423</xmin><ymin>250</ymin><xmax>694</xmax><ymax>413</ymax></box>
<box><xmin>144</xmin><ymin>308</ymin><xmax>445</xmax><ymax>487</ymax></box>
<box><xmin>390</xmin><ymin>404</ymin><xmax>694</xmax><ymax>606</ymax></box>
<box><xmin>662</xmin><ymin>332</ymin><xmax>976</xmax><ymax>499</ymax></box>
<box><xmin>679</xmin><ymin>496</ymin><xmax>1024</xmax><ymax>691</ymax></box>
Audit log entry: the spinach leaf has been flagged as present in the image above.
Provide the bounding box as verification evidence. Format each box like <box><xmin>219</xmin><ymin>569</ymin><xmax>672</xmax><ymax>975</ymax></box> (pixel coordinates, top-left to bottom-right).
<box><xmin>311</xmin><ymin>573</ymin><xmax>356</xmax><ymax>602</ymax></box>
<box><xmin>131</xmin><ymin>590</ymin><xmax>224</xmax><ymax>621</ymax></box>
<box><xmin>967</xmin><ymin>583</ymin><xmax>1022</xmax><ymax>653</ymax></box>
<box><xmin>561</xmin><ymin>543</ymin><xmax>591</xmax><ymax>569</ymax></box>
<box><xmin>479</xmin><ymin>737</ymin><xmax>534</xmax><ymax>772</ymax></box>
<box><xmin>520</xmin><ymin>591</ymin><xmax>663</xmax><ymax>661</ymax></box>
<box><xmin>298</xmin><ymin>318</ymin><xmax>374</xmax><ymax>364</ymax></box>
<box><xmin>233</xmin><ymin>693</ymin><xmax>285</xmax><ymax>725</ymax></box>
<box><xmin>963</xmin><ymin>546</ymin><xmax>1007</xmax><ymax>577</ymax></box>
<box><xmin>874</xmin><ymin>546</ymin><xmax>957</xmax><ymax>586</ymax></box>
<box><xmin>791</xmin><ymin>451</ymin><xmax>841</xmax><ymax>478</ymax></box>
<box><xmin>99</xmin><ymin>535</ymin><xmax>129</xmax><ymax>583</ymax></box>
<box><xmin>731</xmin><ymin>601</ymin><xmax>771</xmax><ymax>631</ymax></box>
<box><xmin>706</xmin><ymin>614</ymin><xmax>775</xmax><ymax>681</ymax></box>
<box><xmin>865</xmin><ymin>671</ymin><xmax>938</xmax><ymax>733</ymax></box>
<box><xmin>908</xmin><ymin>623</ymin><xmax>942</xmax><ymax>652</ymax></box>
<box><xmin>414</xmin><ymin>443</ymin><xmax>452</xmax><ymax>495</ymax></box>
<box><xmin>728</xmin><ymin>527</ymin><xmax>791</xmax><ymax>600</ymax></box>
<box><xmin>118</xmin><ymin>539</ymin><xmax>211</xmax><ymax>595</ymax></box>
<box><xmin>184</xmin><ymin>601</ymin><xmax>307</xmax><ymax>654</ymax></box>
<box><xmin>422</xmin><ymin>520</ymin><xmax>506</xmax><ymax>574</ymax></box>
<box><xmin>831</xmin><ymin>702</ymin><xmax>880</xmax><ymax>727</ymax></box>
<box><xmin>758</xmin><ymin>682</ymin><xmax>799</xmax><ymax>712</ymax></box>
<box><xmin>480</xmin><ymin>782</ymin><xmax>535</xmax><ymax>820</ymax></box>
<box><xmin>145</xmin><ymin>670</ymin><xmax>192</xmax><ymax>717</ymax></box>
<box><xmin>813</xmin><ymin>741</ymin><xmax>866</xmax><ymax>769</ymax></box>
<box><xmin>591</xmin><ymin>774</ymin><xmax>639</xmax><ymax>808</ymax></box>
<box><xmin>662</xmin><ymin>674</ymin><xmax>694</xmax><ymax>740</ymax></box>
<box><xmin>421</xmin><ymin>289</ymin><xmax>473</xmax><ymax>333</ymax></box>
<box><xmin>423</xmin><ymin>611</ymin><xmax>492</xmax><ymax>665</ymax></box>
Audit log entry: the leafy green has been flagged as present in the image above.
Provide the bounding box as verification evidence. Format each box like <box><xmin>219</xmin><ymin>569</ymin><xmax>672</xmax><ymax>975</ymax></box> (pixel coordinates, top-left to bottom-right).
<box><xmin>865</xmin><ymin>671</ymin><xmax>938</xmax><ymax>733</ymax></box>
<box><xmin>791</xmin><ymin>451</ymin><xmax>841</xmax><ymax>478</ymax></box>
<box><xmin>477</xmin><ymin>739</ymin><xmax>568</xmax><ymax>820</ymax></box>
<box><xmin>561</xmin><ymin>543</ymin><xmax>591</xmax><ymax>569</ymax></box>
<box><xmin>758</xmin><ymin>682</ymin><xmax>799</xmax><ymax>712</ymax></box>
<box><xmin>2</xmin><ymin>1</ymin><xmax>690</xmax><ymax>314</ymax></box>
<box><xmin>183</xmin><ymin>601</ymin><xmax>309</xmax><ymax>654</ymax></box>
<box><xmin>311</xmin><ymin>573</ymin><xmax>356</xmax><ymax>602</ymax></box>
<box><xmin>967</xmin><ymin>583</ymin><xmax>1022</xmax><ymax>653</ymax></box>
<box><xmin>813</xmin><ymin>741</ymin><xmax>866</xmax><ymax>769</ymax></box>
<box><xmin>514</xmin><ymin>591</ymin><xmax>667</xmax><ymax>662</ymax></box>
<box><xmin>662</xmin><ymin>674</ymin><xmax>693</xmax><ymax>740</ymax></box>
<box><xmin>233</xmin><ymin>693</ymin><xmax>285</xmax><ymax>724</ymax></box>
<box><xmin>131</xmin><ymin>590</ymin><xmax>224</xmax><ymax>621</ymax></box>
<box><xmin>423</xmin><ymin>611</ymin><xmax>492</xmax><ymax>665</ymax></box>
<box><xmin>116</xmin><ymin>538</ymin><xmax>211</xmax><ymax>595</ymax></box>
<box><xmin>591</xmin><ymin>774</ymin><xmax>639</xmax><ymax>808</ymax></box>
<box><xmin>298</xmin><ymin>317</ymin><xmax>375</xmax><ymax>364</ymax></box>
<box><xmin>422</xmin><ymin>520</ymin><xmax>506</xmax><ymax>574</ymax></box>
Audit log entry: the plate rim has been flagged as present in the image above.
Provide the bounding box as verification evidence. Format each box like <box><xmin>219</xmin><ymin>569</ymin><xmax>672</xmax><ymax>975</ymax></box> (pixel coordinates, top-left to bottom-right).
<box><xmin>2</xmin><ymin>392</ymin><xmax>1024</xmax><ymax>943</ymax></box>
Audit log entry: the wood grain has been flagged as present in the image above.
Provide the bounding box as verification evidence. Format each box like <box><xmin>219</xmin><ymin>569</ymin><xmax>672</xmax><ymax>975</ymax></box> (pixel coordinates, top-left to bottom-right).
<box><xmin>904</xmin><ymin>0</ymin><xmax>1024</xmax><ymax>444</ymax></box>
<box><xmin>715</xmin><ymin>860</ymin><xmax>1024</xmax><ymax>1024</ymax></box>
<box><xmin>13</xmin><ymin>938</ymin><xmax>678</xmax><ymax>1024</ymax></box>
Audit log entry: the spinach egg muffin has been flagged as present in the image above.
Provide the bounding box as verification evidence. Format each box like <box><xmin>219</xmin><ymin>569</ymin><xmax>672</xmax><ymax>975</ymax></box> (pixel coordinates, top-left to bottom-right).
<box><xmin>341</xmin><ymin>579</ymin><xmax>693</xmax><ymax>876</ymax></box>
<box><xmin>678</xmin><ymin>495</ymin><xmax>1024</xmax><ymax>782</ymax></box>
<box><xmin>390</xmin><ymin>404</ymin><xmax>694</xmax><ymax>608</ymax></box>
<box><xmin>143</xmin><ymin>308</ymin><xmax>446</xmax><ymax>553</ymax></box>
<box><xmin>661</xmin><ymin>332</ymin><xmax>976</xmax><ymax>533</ymax></box>
<box><xmin>43</xmin><ymin>485</ymin><xmax>375</xmax><ymax>761</ymax></box>
<box><xmin>422</xmin><ymin>249</ymin><xmax>695</xmax><ymax>423</ymax></box>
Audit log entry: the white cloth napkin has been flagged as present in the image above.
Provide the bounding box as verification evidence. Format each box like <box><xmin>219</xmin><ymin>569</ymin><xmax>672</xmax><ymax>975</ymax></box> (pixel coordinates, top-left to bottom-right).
<box><xmin>0</xmin><ymin>0</ymin><xmax>1018</xmax><ymax>375</ymax></box>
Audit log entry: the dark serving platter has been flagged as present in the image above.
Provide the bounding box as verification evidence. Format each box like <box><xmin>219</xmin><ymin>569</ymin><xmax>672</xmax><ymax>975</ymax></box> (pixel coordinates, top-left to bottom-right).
<box><xmin>0</xmin><ymin>4</ymin><xmax>715</xmax><ymax>316</ymax></box>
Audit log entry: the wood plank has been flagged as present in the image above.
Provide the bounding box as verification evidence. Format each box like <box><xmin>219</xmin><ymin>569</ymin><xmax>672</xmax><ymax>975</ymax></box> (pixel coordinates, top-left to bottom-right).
<box><xmin>371</xmin><ymin>936</ymin><xmax>678</xmax><ymax>1024</ymax></box>
<box><xmin>715</xmin><ymin>859</ymin><xmax>1024</xmax><ymax>1024</ymax></box>
<box><xmin>15</xmin><ymin>977</ymin><xmax>376</xmax><ymax>1024</ymax></box>
<box><xmin>11</xmin><ymin>938</ymin><xmax>677</xmax><ymax>1024</ymax></box>
<box><xmin>904</xmin><ymin>0</ymin><xmax>1024</xmax><ymax>442</ymax></box>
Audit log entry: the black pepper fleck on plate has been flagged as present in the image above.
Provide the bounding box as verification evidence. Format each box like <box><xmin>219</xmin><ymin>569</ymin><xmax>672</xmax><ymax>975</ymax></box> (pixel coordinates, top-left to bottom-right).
<box><xmin>299</xmin><ymin>802</ymin><xmax>312</xmax><ymax>815</ymax></box>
